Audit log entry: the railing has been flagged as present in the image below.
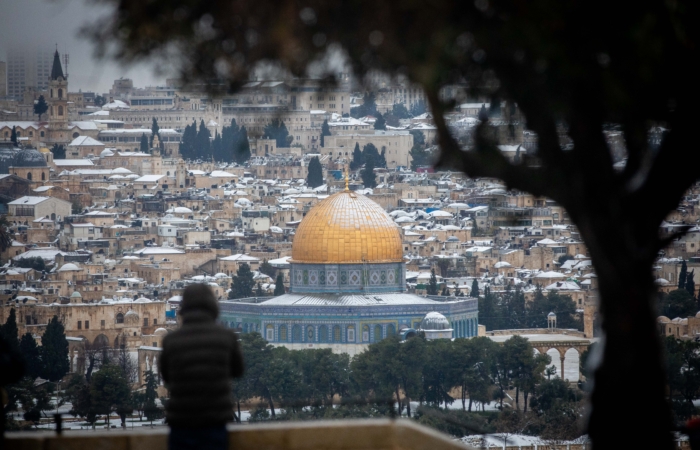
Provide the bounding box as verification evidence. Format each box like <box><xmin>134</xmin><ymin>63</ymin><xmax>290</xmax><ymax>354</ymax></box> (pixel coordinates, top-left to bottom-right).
<box><xmin>5</xmin><ymin>419</ymin><xmax>472</xmax><ymax>450</ymax></box>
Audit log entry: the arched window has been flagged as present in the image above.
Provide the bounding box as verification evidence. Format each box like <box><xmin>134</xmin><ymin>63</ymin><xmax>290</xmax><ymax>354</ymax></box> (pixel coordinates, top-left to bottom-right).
<box><xmin>319</xmin><ymin>325</ymin><xmax>328</xmax><ymax>342</ymax></box>
<box><xmin>41</xmin><ymin>172</ymin><xmax>45</xmax><ymax>181</ymax></box>
<box><xmin>307</xmin><ymin>326</ymin><xmax>314</xmax><ymax>341</ymax></box>
<box><xmin>387</xmin><ymin>324</ymin><xmax>396</xmax><ymax>336</ymax></box>
<box><xmin>347</xmin><ymin>325</ymin><xmax>355</xmax><ymax>342</ymax></box>
<box><xmin>27</xmin><ymin>172</ymin><xmax>32</xmax><ymax>181</ymax></box>
<box><xmin>362</xmin><ymin>325</ymin><xmax>370</xmax><ymax>342</ymax></box>
<box><xmin>374</xmin><ymin>325</ymin><xmax>383</xmax><ymax>342</ymax></box>
<box><xmin>73</xmin><ymin>132</ymin><xmax>79</xmax><ymax>138</ymax></box>
<box><xmin>279</xmin><ymin>325</ymin><xmax>287</xmax><ymax>341</ymax></box>
<box><xmin>58</xmin><ymin>88</ymin><xmax>63</xmax><ymax>99</ymax></box>
<box><xmin>292</xmin><ymin>325</ymin><xmax>302</xmax><ymax>342</ymax></box>
<box><xmin>58</xmin><ymin>106</ymin><xmax>63</xmax><ymax>116</ymax></box>
<box><xmin>266</xmin><ymin>324</ymin><xmax>274</xmax><ymax>341</ymax></box>
<box><xmin>116</xmin><ymin>313</ymin><xmax>124</xmax><ymax>324</ymax></box>
<box><xmin>40</xmin><ymin>131</ymin><xmax>45</xmax><ymax>137</ymax></box>
<box><xmin>333</xmin><ymin>325</ymin><xmax>341</xmax><ymax>342</ymax></box>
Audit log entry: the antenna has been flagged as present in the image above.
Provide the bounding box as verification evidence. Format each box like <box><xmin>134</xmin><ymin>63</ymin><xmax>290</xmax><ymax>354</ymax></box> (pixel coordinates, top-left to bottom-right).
<box><xmin>63</xmin><ymin>54</ymin><xmax>69</xmax><ymax>78</ymax></box>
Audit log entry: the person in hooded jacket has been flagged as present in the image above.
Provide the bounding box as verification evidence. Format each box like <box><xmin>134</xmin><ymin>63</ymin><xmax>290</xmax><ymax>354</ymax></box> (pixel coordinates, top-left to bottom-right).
<box><xmin>159</xmin><ymin>283</ymin><xmax>244</xmax><ymax>450</ymax></box>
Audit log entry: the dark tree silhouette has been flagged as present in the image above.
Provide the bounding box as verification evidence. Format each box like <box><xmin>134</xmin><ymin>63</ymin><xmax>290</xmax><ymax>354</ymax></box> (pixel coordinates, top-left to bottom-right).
<box><xmin>88</xmin><ymin>2</ymin><xmax>700</xmax><ymax>447</ymax></box>
<box><xmin>34</xmin><ymin>95</ymin><xmax>48</xmax><ymax>121</ymax></box>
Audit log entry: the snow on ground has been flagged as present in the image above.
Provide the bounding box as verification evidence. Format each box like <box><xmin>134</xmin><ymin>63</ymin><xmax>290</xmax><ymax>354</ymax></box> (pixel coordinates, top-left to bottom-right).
<box><xmin>461</xmin><ymin>433</ymin><xmax>588</xmax><ymax>448</ymax></box>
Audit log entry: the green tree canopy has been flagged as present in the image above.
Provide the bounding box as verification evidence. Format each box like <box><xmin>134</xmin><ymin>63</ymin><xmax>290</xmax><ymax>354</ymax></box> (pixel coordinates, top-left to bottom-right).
<box><xmin>263</xmin><ymin>118</ymin><xmax>290</xmax><ymax>148</ymax></box>
<box><xmin>373</xmin><ymin>113</ymin><xmax>386</xmax><ymax>130</ymax></box>
<box><xmin>307</xmin><ymin>156</ymin><xmax>324</xmax><ymax>188</ymax></box>
<box><xmin>427</xmin><ymin>268</ymin><xmax>439</xmax><ymax>295</ymax></box>
<box><xmin>40</xmin><ymin>316</ymin><xmax>69</xmax><ymax>382</ymax></box>
<box><xmin>392</xmin><ymin>103</ymin><xmax>411</xmax><ymax>119</ymax></box>
<box><xmin>274</xmin><ymin>273</ymin><xmax>285</xmax><ymax>296</ymax></box>
<box><xmin>0</xmin><ymin>308</ymin><xmax>20</xmax><ymax>353</ymax></box>
<box><xmin>13</xmin><ymin>256</ymin><xmax>46</xmax><ymax>272</ymax></box>
<box><xmin>350</xmin><ymin>143</ymin><xmax>363</xmax><ymax>171</ymax></box>
<box><xmin>229</xmin><ymin>263</ymin><xmax>256</xmax><ymax>299</ymax></box>
<box><xmin>139</xmin><ymin>133</ymin><xmax>149</xmax><ymax>153</ymax></box>
<box><xmin>360</xmin><ymin>154</ymin><xmax>377</xmax><ymax>188</ymax></box>
<box><xmin>659</xmin><ymin>289</ymin><xmax>697</xmax><ymax>319</ymax></box>
<box><xmin>90</xmin><ymin>364</ymin><xmax>131</xmax><ymax>426</ymax></box>
<box><xmin>34</xmin><ymin>95</ymin><xmax>48</xmax><ymax>121</ymax></box>
<box><xmin>320</xmin><ymin>119</ymin><xmax>331</xmax><ymax>147</ymax></box>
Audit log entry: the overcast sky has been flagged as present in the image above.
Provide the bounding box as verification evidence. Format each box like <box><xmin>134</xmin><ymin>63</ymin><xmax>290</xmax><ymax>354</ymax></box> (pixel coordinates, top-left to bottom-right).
<box><xmin>0</xmin><ymin>0</ymin><xmax>167</xmax><ymax>93</ymax></box>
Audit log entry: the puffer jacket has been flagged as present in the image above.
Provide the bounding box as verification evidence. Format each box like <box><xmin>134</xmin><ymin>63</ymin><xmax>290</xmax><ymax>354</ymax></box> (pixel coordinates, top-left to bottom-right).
<box><xmin>159</xmin><ymin>288</ymin><xmax>243</xmax><ymax>428</ymax></box>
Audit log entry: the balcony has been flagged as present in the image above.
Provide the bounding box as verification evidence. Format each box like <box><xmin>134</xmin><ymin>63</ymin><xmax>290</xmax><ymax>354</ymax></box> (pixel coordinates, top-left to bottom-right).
<box><xmin>5</xmin><ymin>419</ymin><xmax>472</xmax><ymax>450</ymax></box>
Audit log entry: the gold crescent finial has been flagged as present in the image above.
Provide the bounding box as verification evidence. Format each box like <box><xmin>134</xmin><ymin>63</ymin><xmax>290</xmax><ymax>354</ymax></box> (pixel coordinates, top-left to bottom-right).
<box><xmin>345</xmin><ymin>164</ymin><xmax>349</xmax><ymax>191</ymax></box>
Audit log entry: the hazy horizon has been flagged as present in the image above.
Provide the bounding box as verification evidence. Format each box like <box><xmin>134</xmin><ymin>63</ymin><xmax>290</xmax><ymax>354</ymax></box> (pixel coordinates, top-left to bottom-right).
<box><xmin>0</xmin><ymin>0</ymin><xmax>168</xmax><ymax>94</ymax></box>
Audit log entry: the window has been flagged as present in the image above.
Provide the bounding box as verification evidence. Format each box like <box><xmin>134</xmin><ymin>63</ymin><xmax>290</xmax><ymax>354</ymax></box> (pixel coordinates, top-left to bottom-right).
<box><xmin>347</xmin><ymin>326</ymin><xmax>355</xmax><ymax>342</ymax></box>
<box><xmin>41</xmin><ymin>172</ymin><xmax>45</xmax><ymax>181</ymax></box>
<box><xmin>266</xmin><ymin>324</ymin><xmax>274</xmax><ymax>341</ymax></box>
<box><xmin>58</xmin><ymin>105</ymin><xmax>63</xmax><ymax>116</ymax></box>
<box><xmin>307</xmin><ymin>326</ymin><xmax>315</xmax><ymax>341</ymax></box>
<box><xmin>101</xmin><ymin>320</ymin><xmax>105</xmax><ymax>328</ymax></box>
<box><xmin>116</xmin><ymin>313</ymin><xmax>124</xmax><ymax>324</ymax></box>
<box><xmin>58</xmin><ymin>88</ymin><xmax>63</xmax><ymax>99</ymax></box>
<box><xmin>292</xmin><ymin>325</ymin><xmax>302</xmax><ymax>342</ymax></box>
<box><xmin>362</xmin><ymin>325</ymin><xmax>369</xmax><ymax>342</ymax></box>
<box><xmin>333</xmin><ymin>325</ymin><xmax>341</xmax><ymax>342</ymax></box>
<box><xmin>319</xmin><ymin>325</ymin><xmax>328</xmax><ymax>342</ymax></box>
<box><xmin>143</xmin><ymin>318</ymin><xmax>149</xmax><ymax>326</ymax></box>
<box><xmin>374</xmin><ymin>325</ymin><xmax>383</xmax><ymax>342</ymax></box>
<box><xmin>77</xmin><ymin>321</ymin><xmax>82</xmax><ymax>329</ymax></box>
<box><xmin>279</xmin><ymin>325</ymin><xmax>288</xmax><ymax>341</ymax></box>
<box><xmin>27</xmin><ymin>172</ymin><xmax>32</xmax><ymax>181</ymax></box>
<box><xmin>153</xmin><ymin>319</ymin><xmax>157</xmax><ymax>325</ymax></box>
<box><xmin>85</xmin><ymin>320</ymin><xmax>89</xmax><ymax>329</ymax></box>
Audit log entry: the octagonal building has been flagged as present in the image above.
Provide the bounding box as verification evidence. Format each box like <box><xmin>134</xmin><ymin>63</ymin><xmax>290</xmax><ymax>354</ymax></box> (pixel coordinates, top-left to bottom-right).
<box><xmin>219</xmin><ymin>188</ymin><xmax>478</xmax><ymax>355</ymax></box>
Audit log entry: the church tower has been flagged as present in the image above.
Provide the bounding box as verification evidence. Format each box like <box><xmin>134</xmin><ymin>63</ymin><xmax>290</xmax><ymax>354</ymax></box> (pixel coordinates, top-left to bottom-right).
<box><xmin>47</xmin><ymin>50</ymin><xmax>69</xmax><ymax>143</ymax></box>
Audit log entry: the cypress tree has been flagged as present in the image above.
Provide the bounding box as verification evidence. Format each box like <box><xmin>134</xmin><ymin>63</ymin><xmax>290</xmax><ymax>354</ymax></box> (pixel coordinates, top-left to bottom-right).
<box><xmin>471</xmin><ymin>279</ymin><xmax>480</xmax><ymax>298</ymax></box>
<box><xmin>427</xmin><ymin>268</ymin><xmax>439</xmax><ymax>295</ymax></box>
<box><xmin>274</xmin><ymin>273</ymin><xmax>285</xmax><ymax>296</ymax></box>
<box><xmin>361</xmin><ymin>154</ymin><xmax>377</xmax><ymax>188</ymax></box>
<box><xmin>679</xmin><ymin>260</ymin><xmax>688</xmax><ymax>289</ymax></box>
<box><xmin>40</xmin><ymin>315</ymin><xmax>70</xmax><ymax>382</ymax></box>
<box><xmin>20</xmin><ymin>332</ymin><xmax>42</xmax><ymax>379</ymax></box>
<box><xmin>234</xmin><ymin>126</ymin><xmax>250</xmax><ymax>163</ymax></box>
<box><xmin>1</xmin><ymin>308</ymin><xmax>19</xmax><ymax>353</ymax></box>
<box><xmin>478</xmin><ymin>103</ymin><xmax>489</xmax><ymax>122</ymax></box>
<box><xmin>374</xmin><ymin>113</ymin><xmax>387</xmax><ymax>130</ymax></box>
<box><xmin>150</xmin><ymin>117</ymin><xmax>160</xmax><ymax>146</ymax></box>
<box><xmin>34</xmin><ymin>95</ymin><xmax>49</xmax><ymax>121</ymax></box>
<box><xmin>686</xmin><ymin>270</ymin><xmax>696</xmax><ymax>298</ymax></box>
<box><xmin>307</xmin><ymin>156</ymin><xmax>323</xmax><ymax>188</ymax></box>
<box><xmin>320</xmin><ymin>119</ymin><xmax>331</xmax><ymax>147</ymax></box>
<box><xmin>139</xmin><ymin>133</ymin><xmax>149</xmax><ymax>153</ymax></box>
<box><xmin>514</xmin><ymin>145</ymin><xmax>521</xmax><ymax>164</ymax></box>
<box><xmin>143</xmin><ymin>370</ymin><xmax>162</xmax><ymax>424</ymax></box>
<box><xmin>229</xmin><ymin>263</ymin><xmax>256</xmax><ymax>299</ymax></box>
<box><xmin>10</xmin><ymin>126</ymin><xmax>17</xmax><ymax>145</ymax></box>
<box><xmin>350</xmin><ymin>142</ymin><xmax>363</xmax><ymax>170</ymax></box>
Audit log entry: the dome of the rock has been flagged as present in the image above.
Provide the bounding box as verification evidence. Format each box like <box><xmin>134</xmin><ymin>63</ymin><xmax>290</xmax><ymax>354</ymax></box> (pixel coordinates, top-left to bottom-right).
<box><xmin>292</xmin><ymin>190</ymin><xmax>403</xmax><ymax>264</ymax></box>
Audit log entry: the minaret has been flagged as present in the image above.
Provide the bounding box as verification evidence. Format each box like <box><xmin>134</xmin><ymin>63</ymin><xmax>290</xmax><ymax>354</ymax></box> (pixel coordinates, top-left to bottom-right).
<box><xmin>48</xmin><ymin>49</ymin><xmax>69</xmax><ymax>143</ymax></box>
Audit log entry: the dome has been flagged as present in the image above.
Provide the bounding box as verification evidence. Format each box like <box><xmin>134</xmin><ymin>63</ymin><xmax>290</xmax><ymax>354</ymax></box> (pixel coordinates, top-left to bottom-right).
<box><xmin>421</xmin><ymin>312</ymin><xmax>451</xmax><ymax>330</ymax></box>
<box><xmin>657</xmin><ymin>316</ymin><xmax>671</xmax><ymax>323</ymax></box>
<box><xmin>124</xmin><ymin>309</ymin><xmax>140</xmax><ymax>325</ymax></box>
<box><xmin>70</xmin><ymin>291</ymin><xmax>82</xmax><ymax>299</ymax></box>
<box><xmin>134</xmin><ymin>297</ymin><xmax>151</xmax><ymax>303</ymax></box>
<box><xmin>154</xmin><ymin>328</ymin><xmax>168</xmax><ymax>336</ymax></box>
<box><xmin>100</xmin><ymin>149</ymin><xmax>114</xmax><ymax>157</ymax></box>
<box><xmin>59</xmin><ymin>263</ymin><xmax>81</xmax><ymax>272</ymax></box>
<box><xmin>13</xmin><ymin>148</ymin><xmax>47</xmax><ymax>167</ymax></box>
<box><xmin>292</xmin><ymin>190</ymin><xmax>403</xmax><ymax>263</ymax></box>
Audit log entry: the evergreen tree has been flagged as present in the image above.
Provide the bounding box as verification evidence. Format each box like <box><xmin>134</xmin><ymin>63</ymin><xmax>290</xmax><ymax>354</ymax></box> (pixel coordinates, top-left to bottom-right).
<box><xmin>143</xmin><ymin>370</ymin><xmax>162</xmax><ymax>424</ymax></box>
<box><xmin>478</xmin><ymin>103</ymin><xmax>489</xmax><ymax>122</ymax></box>
<box><xmin>20</xmin><ymin>332</ymin><xmax>42</xmax><ymax>379</ymax></box>
<box><xmin>408</xmin><ymin>130</ymin><xmax>429</xmax><ymax>170</ymax></box>
<box><xmin>392</xmin><ymin>103</ymin><xmax>411</xmax><ymax>119</ymax></box>
<box><xmin>40</xmin><ymin>315</ymin><xmax>70</xmax><ymax>382</ymax></box>
<box><xmin>513</xmin><ymin>145</ymin><xmax>521</xmax><ymax>164</ymax></box>
<box><xmin>211</xmin><ymin>130</ymin><xmax>223</xmax><ymax>161</ymax></box>
<box><xmin>686</xmin><ymin>270</ymin><xmax>696</xmax><ymax>298</ymax></box>
<box><xmin>229</xmin><ymin>263</ymin><xmax>256</xmax><ymax>299</ymax></box>
<box><xmin>235</xmin><ymin>126</ymin><xmax>251</xmax><ymax>163</ymax></box>
<box><xmin>427</xmin><ymin>268</ymin><xmax>439</xmax><ymax>295</ymax></box>
<box><xmin>374</xmin><ymin>113</ymin><xmax>387</xmax><ymax>130</ymax></box>
<box><xmin>179</xmin><ymin>120</ymin><xmax>197</xmax><ymax>160</ymax></box>
<box><xmin>90</xmin><ymin>364</ymin><xmax>131</xmax><ymax>426</ymax></box>
<box><xmin>258</xmin><ymin>259</ymin><xmax>275</xmax><ymax>278</ymax></box>
<box><xmin>274</xmin><ymin>273</ymin><xmax>285</xmax><ymax>296</ymax></box>
<box><xmin>379</xmin><ymin>147</ymin><xmax>387</xmax><ymax>168</ymax></box>
<box><xmin>471</xmin><ymin>279</ymin><xmax>480</xmax><ymax>298</ymax></box>
<box><xmin>679</xmin><ymin>260</ymin><xmax>688</xmax><ymax>289</ymax></box>
<box><xmin>150</xmin><ymin>117</ymin><xmax>160</xmax><ymax>146</ymax></box>
<box><xmin>0</xmin><ymin>308</ymin><xmax>19</xmax><ymax>353</ymax></box>
<box><xmin>10</xmin><ymin>126</ymin><xmax>17</xmax><ymax>145</ymax></box>
<box><xmin>34</xmin><ymin>95</ymin><xmax>49</xmax><ymax>121</ymax></box>
<box><xmin>350</xmin><ymin>92</ymin><xmax>378</xmax><ymax>118</ymax></box>
<box><xmin>350</xmin><ymin>142</ymin><xmax>363</xmax><ymax>170</ymax></box>
<box><xmin>139</xmin><ymin>133</ymin><xmax>149</xmax><ymax>153</ymax></box>
<box><xmin>409</xmin><ymin>100</ymin><xmax>427</xmax><ymax>117</ymax></box>
<box><xmin>361</xmin><ymin>154</ymin><xmax>377</xmax><ymax>188</ymax></box>
<box><xmin>320</xmin><ymin>120</ymin><xmax>331</xmax><ymax>147</ymax></box>
<box><xmin>50</xmin><ymin>144</ymin><xmax>66</xmax><ymax>159</ymax></box>
<box><xmin>263</xmin><ymin>118</ymin><xmax>290</xmax><ymax>148</ymax></box>
<box><xmin>307</xmin><ymin>156</ymin><xmax>324</xmax><ymax>188</ymax></box>
<box><xmin>196</xmin><ymin>119</ymin><xmax>212</xmax><ymax>159</ymax></box>
<box><xmin>361</xmin><ymin>143</ymin><xmax>382</xmax><ymax>168</ymax></box>
<box><xmin>94</xmin><ymin>95</ymin><xmax>106</xmax><ymax>107</ymax></box>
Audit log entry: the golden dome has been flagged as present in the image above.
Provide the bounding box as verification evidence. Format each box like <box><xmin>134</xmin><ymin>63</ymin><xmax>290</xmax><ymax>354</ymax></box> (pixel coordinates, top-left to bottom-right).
<box><xmin>292</xmin><ymin>190</ymin><xmax>403</xmax><ymax>264</ymax></box>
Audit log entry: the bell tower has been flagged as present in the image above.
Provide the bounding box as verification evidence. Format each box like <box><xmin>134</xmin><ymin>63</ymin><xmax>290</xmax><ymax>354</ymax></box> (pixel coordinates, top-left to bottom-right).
<box><xmin>48</xmin><ymin>49</ymin><xmax>69</xmax><ymax>143</ymax></box>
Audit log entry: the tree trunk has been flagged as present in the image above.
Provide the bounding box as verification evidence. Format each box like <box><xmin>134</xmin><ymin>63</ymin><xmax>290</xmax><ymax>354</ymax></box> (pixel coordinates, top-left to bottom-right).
<box><xmin>523</xmin><ymin>391</ymin><xmax>528</xmax><ymax>413</ymax></box>
<box><xmin>406</xmin><ymin>396</ymin><xmax>411</xmax><ymax>418</ymax></box>
<box><xmin>581</xmin><ymin>224</ymin><xmax>673</xmax><ymax>449</ymax></box>
<box><xmin>237</xmin><ymin>401</ymin><xmax>241</xmax><ymax>423</ymax></box>
<box><xmin>515</xmin><ymin>386</ymin><xmax>519</xmax><ymax>411</ymax></box>
<box><xmin>468</xmin><ymin>397</ymin><xmax>473</xmax><ymax>412</ymax></box>
<box><xmin>266</xmin><ymin>392</ymin><xmax>276</xmax><ymax>418</ymax></box>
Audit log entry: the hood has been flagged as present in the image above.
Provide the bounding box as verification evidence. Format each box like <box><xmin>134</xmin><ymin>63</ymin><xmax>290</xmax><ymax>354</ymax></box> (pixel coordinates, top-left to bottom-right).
<box><xmin>179</xmin><ymin>284</ymin><xmax>219</xmax><ymax>320</ymax></box>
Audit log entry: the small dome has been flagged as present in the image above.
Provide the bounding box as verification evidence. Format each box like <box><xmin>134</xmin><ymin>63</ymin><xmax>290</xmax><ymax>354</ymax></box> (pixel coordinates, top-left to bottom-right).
<box><xmin>70</xmin><ymin>291</ymin><xmax>82</xmax><ymax>298</ymax></box>
<box><xmin>421</xmin><ymin>312</ymin><xmax>451</xmax><ymax>330</ymax></box>
<box><xmin>655</xmin><ymin>278</ymin><xmax>670</xmax><ymax>286</ymax></box>
<box><xmin>124</xmin><ymin>309</ymin><xmax>140</xmax><ymax>325</ymax></box>
<box><xmin>671</xmin><ymin>317</ymin><xmax>682</xmax><ymax>324</ymax></box>
<box><xmin>154</xmin><ymin>328</ymin><xmax>168</xmax><ymax>336</ymax></box>
<box><xmin>100</xmin><ymin>149</ymin><xmax>114</xmax><ymax>157</ymax></box>
<box><xmin>548</xmin><ymin>312</ymin><xmax>557</xmax><ymax>317</ymax></box>
<box><xmin>134</xmin><ymin>297</ymin><xmax>151</xmax><ymax>303</ymax></box>
<box><xmin>494</xmin><ymin>261</ymin><xmax>512</xmax><ymax>268</ymax></box>
<box><xmin>13</xmin><ymin>148</ymin><xmax>47</xmax><ymax>167</ymax></box>
<box><xmin>59</xmin><ymin>263</ymin><xmax>80</xmax><ymax>272</ymax></box>
<box><xmin>657</xmin><ymin>316</ymin><xmax>671</xmax><ymax>323</ymax></box>
<box><xmin>695</xmin><ymin>311</ymin><xmax>700</xmax><ymax>318</ymax></box>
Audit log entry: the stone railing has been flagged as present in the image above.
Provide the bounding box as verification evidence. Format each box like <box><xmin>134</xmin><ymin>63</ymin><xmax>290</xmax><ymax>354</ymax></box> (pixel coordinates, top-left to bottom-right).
<box><xmin>5</xmin><ymin>419</ymin><xmax>473</xmax><ymax>450</ymax></box>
